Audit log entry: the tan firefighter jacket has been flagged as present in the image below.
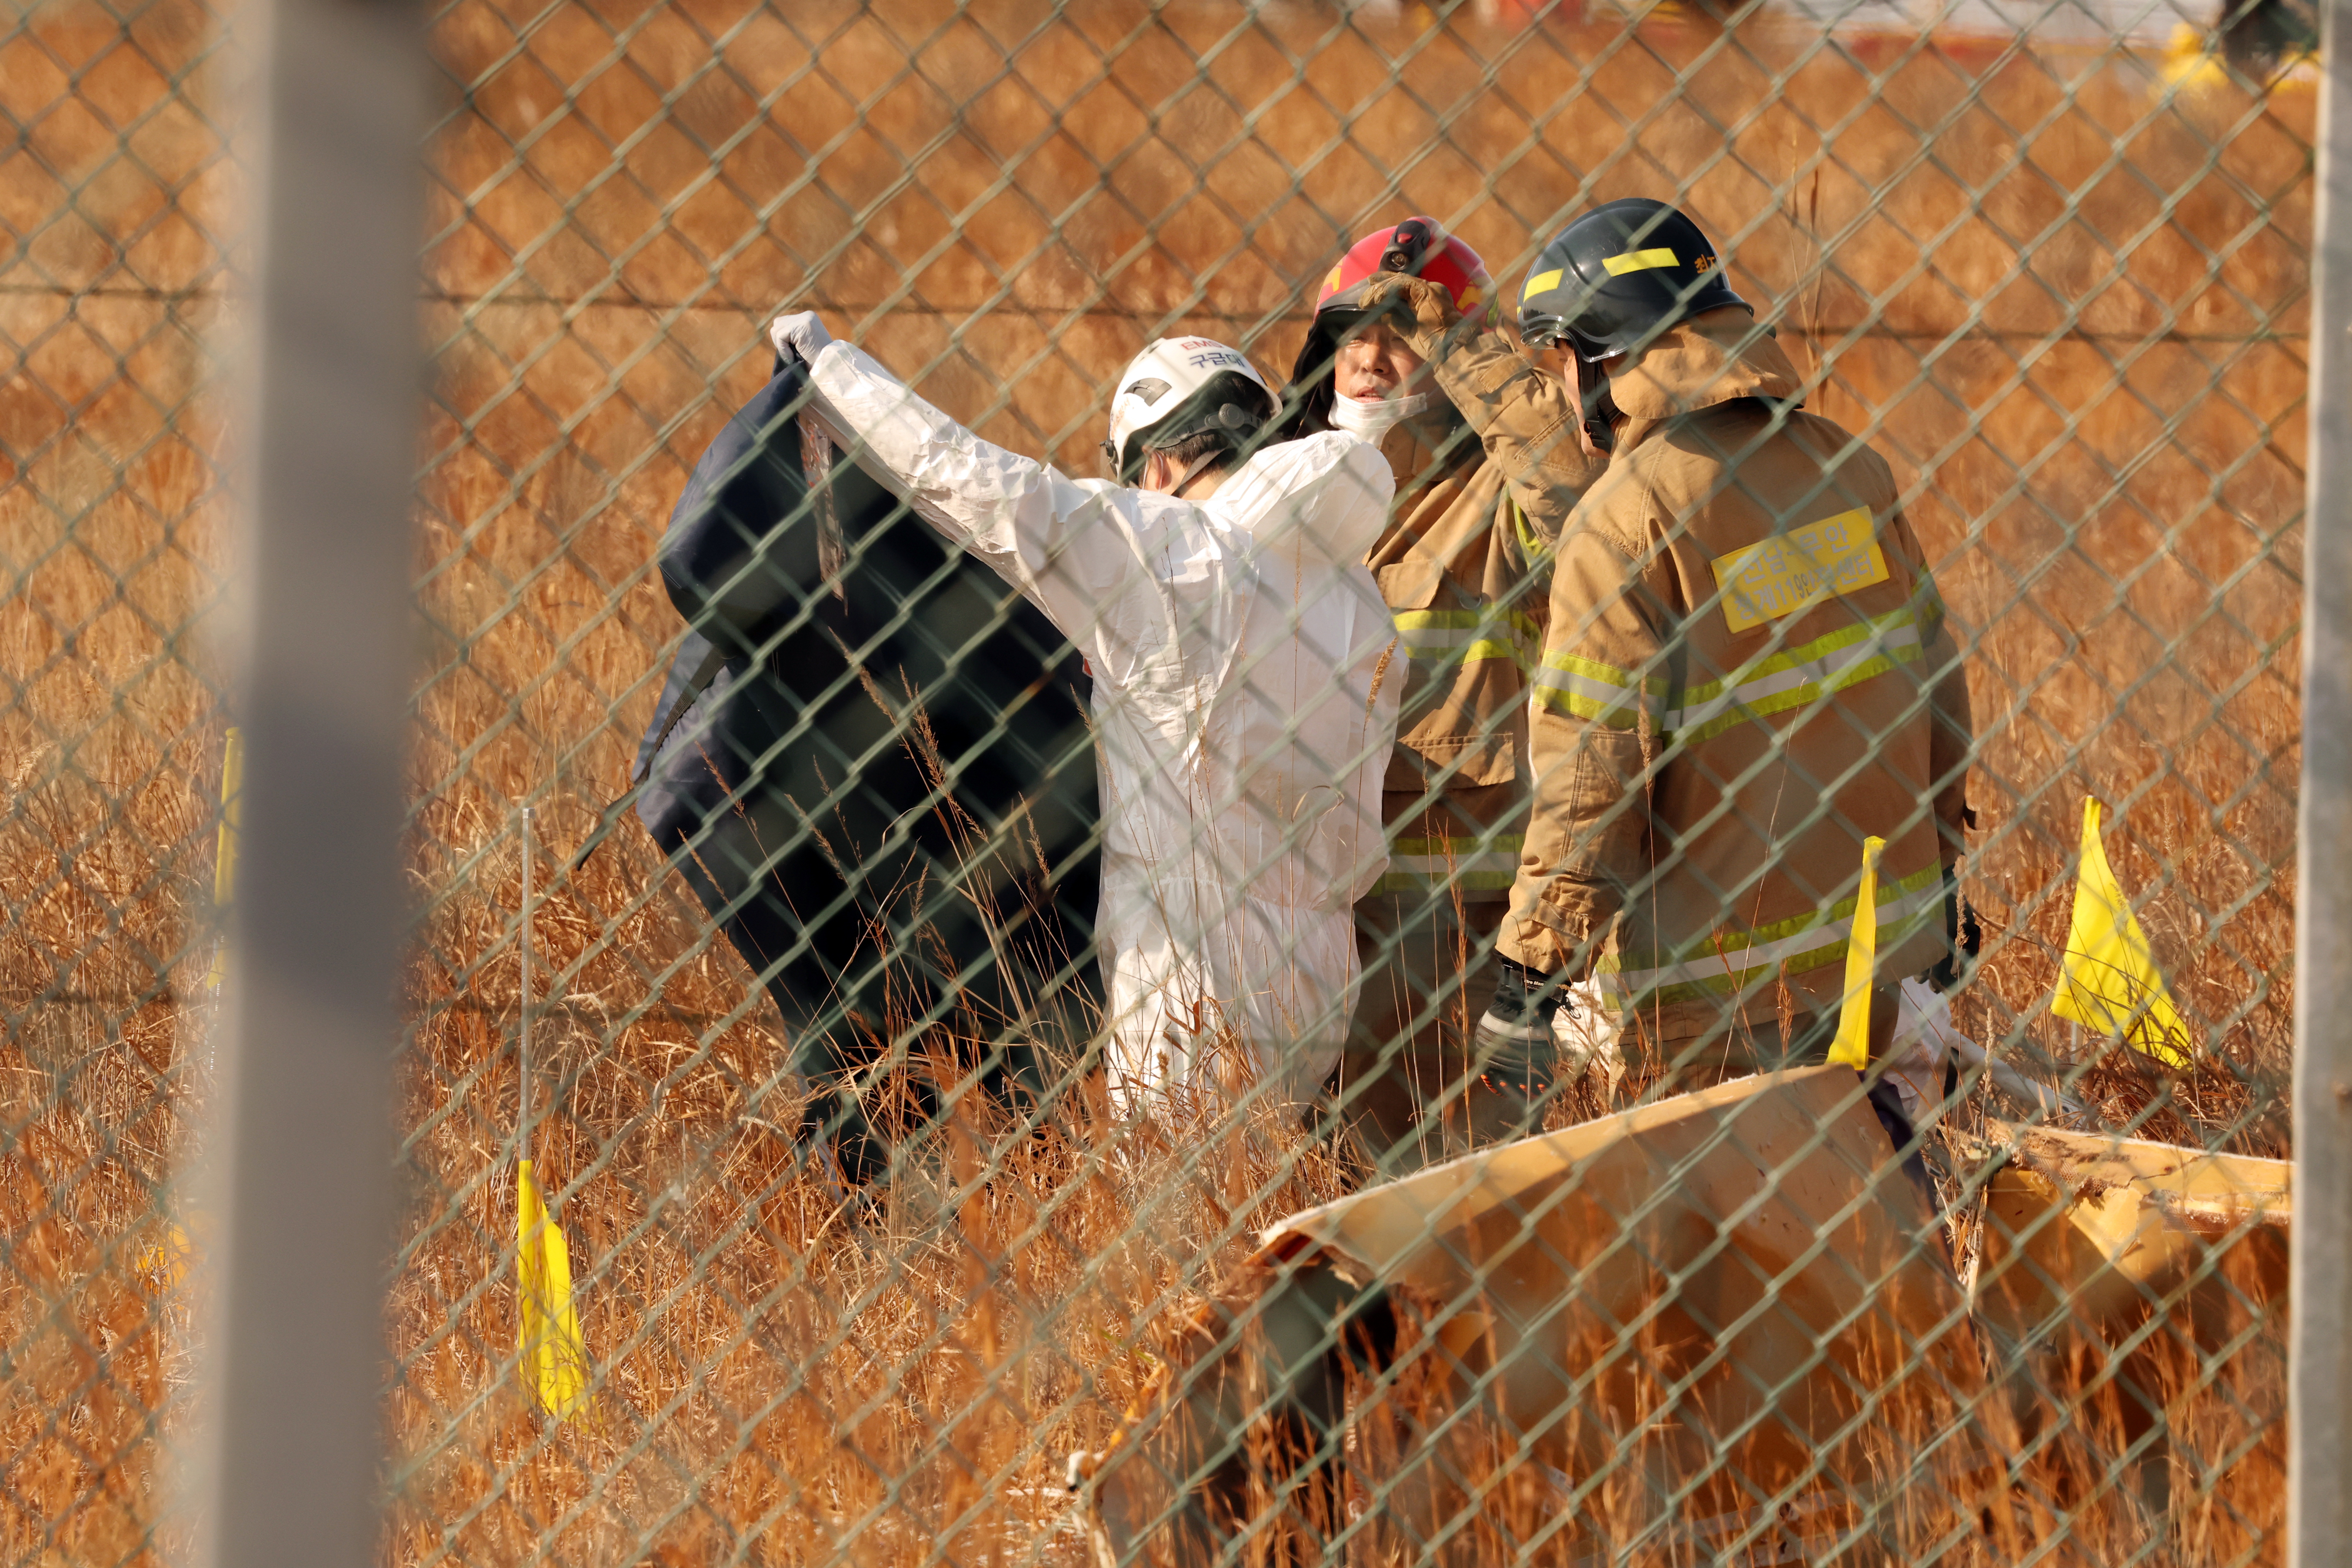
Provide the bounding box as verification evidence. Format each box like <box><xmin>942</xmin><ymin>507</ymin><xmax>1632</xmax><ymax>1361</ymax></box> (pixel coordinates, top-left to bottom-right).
<box><xmin>1357</xmin><ymin>278</ymin><xmax>1609</xmax><ymax>901</ymax></box>
<box><xmin>1495</xmin><ymin>307</ymin><xmax>1972</xmax><ymax>1043</ymax></box>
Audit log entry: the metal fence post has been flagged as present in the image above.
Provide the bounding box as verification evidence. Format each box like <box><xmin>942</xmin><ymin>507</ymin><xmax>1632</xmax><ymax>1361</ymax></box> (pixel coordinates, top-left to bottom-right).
<box><xmin>186</xmin><ymin>0</ymin><xmax>422</xmax><ymax>1561</ymax></box>
<box><xmin>2293</xmin><ymin>0</ymin><xmax>2352</xmax><ymax>1560</ymax></box>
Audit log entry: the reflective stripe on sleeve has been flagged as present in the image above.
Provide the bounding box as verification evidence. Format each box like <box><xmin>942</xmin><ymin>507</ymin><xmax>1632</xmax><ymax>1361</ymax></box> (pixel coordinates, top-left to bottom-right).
<box><xmin>1532</xmin><ymin>650</ymin><xmax>1665</xmax><ymax>728</ymax></box>
<box><xmin>1509</xmin><ymin>496</ymin><xmax>1551</xmax><ymax>565</ymax></box>
<box><xmin>1372</xmin><ymin>834</ymin><xmax>1524</xmax><ymax>894</ymax></box>
<box><xmin>1593</xmin><ymin>858</ymin><xmax>1944</xmax><ymax>1009</ymax></box>
<box><xmin>1393</xmin><ymin>608</ymin><xmax>1539</xmax><ymax>672</ymax></box>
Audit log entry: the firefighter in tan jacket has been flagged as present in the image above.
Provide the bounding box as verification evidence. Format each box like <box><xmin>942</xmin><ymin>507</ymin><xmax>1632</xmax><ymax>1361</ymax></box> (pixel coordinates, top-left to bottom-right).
<box><xmin>1432</xmin><ymin>199</ymin><xmax>1974</xmax><ymax>1091</ymax></box>
<box><xmin>1279</xmin><ymin>218</ymin><xmax>1606</xmax><ymax>1167</ymax></box>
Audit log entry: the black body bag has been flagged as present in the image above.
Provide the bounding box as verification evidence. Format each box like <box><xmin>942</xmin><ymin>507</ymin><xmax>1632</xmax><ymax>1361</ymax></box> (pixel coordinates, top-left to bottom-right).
<box><xmin>633</xmin><ymin>349</ymin><xmax>1102</xmax><ymax>1176</ymax></box>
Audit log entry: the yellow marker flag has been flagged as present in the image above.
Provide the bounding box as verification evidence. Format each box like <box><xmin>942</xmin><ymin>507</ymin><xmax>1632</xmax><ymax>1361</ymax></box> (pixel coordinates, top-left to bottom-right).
<box><xmin>206</xmin><ymin>728</ymin><xmax>243</xmax><ymax>992</ymax></box>
<box><xmin>517</xmin><ymin>1159</ymin><xmax>589</xmax><ymax>1419</ymax></box>
<box><xmin>1827</xmin><ymin>835</ymin><xmax>1885</xmax><ymax>1070</ymax></box>
<box><xmin>2053</xmin><ymin>797</ymin><xmax>2192</xmax><ymax>1069</ymax></box>
<box><xmin>138</xmin><ymin>1216</ymin><xmax>201</xmax><ymax>1294</ymax></box>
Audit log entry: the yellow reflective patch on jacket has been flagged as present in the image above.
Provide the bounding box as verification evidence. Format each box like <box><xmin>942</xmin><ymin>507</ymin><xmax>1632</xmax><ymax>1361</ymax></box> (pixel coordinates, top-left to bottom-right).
<box><xmin>1709</xmin><ymin>507</ymin><xmax>1890</xmax><ymax>633</ymax></box>
<box><xmin>1602</xmin><ymin>247</ymin><xmax>1679</xmax><ymax>275</ymax></box>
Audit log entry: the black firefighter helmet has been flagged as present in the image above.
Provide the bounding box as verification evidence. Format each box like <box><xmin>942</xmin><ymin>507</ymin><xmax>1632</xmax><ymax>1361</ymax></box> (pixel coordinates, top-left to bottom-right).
<box><xmin>1516</xmin><ymin>198</ymin><xmax>1749</xmax><ymax>362</ymax></box>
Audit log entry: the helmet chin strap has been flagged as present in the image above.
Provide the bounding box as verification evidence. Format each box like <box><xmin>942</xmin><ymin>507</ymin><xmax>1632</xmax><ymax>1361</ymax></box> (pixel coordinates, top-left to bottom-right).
<box><xmin>1168</xmin><ymin>446</ymin><xmax>1229</xmax><ymax>499</ymax></box>
<box><xmin>1152</xmin><ymin>402</ymin><xmax>1261</xmax><ymax>498</ymax></box>
<box><xmin>1574</xmin><ymin>353</ymin><xmax>1622</xmax><ymax>454</ymax></box>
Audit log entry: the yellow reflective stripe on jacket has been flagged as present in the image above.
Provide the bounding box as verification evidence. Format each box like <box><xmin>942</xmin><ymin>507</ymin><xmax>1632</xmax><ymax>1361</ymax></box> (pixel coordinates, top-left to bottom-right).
<box><xmin>1532</xmin><ymin>650</ymin><xmax>1666</xmax><ymax>728</ymax></box>
<box><xmin>1373</xmin><ymin>834</ymin><xmax>1524</xmax><ymax>894</ymax></box>
<box><xmin>1509</xmin><ymin>495</ymin><xmax>1551</xmax><ymax>565</ymax></box>
<box><xmin>1593</xmin><ymin>859</ymin><xmax>1943</xmax><ymax>1008</ymax></box>
<box><xmin>1393</xmin><ymin>608</ymin><xmax>1539</xmax><ymax>671</ymax></box>
<box><xmin>1661</xmin><ymin>605</ymin><xmax>1923</xmax><ymax>743</ymax></box>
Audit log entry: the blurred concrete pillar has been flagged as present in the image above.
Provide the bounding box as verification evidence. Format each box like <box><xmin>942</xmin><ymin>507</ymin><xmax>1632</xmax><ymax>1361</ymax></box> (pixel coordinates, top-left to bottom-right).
<box><xmin>189</xmin><ymin>0</ymin><xmax>421</xmax><ymax>1562</ymax></box>
<box><xmin>2294</xmin><ymin>0</ymin><xmax>2352</xmax><ymax>1561</ymax></box>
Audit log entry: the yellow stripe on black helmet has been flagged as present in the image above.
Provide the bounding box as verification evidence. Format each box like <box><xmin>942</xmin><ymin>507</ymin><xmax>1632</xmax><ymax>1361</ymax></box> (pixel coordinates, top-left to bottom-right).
<box><xmin>1516</xmin><ymin>199</ymin><xmax>1748</xmax><ymax>360</ymax></box>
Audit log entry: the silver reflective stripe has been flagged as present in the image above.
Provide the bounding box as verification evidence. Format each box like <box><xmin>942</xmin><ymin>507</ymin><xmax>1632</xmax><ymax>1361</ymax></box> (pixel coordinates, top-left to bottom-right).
<box><xmin>1375</xmin><ymin>836</ymin><xmax>1522</xmax><ymax>892</ymax></box>
<box><xmin>1661</xmin><ymin>616</ymin><xmax>1921</xmax><ymax>738</ymax></box>
<box><xmin>1532</xmin><ymin>653</ymin><xmax>1661</xmax><ymax>726</ymax></box>
<box><xmin>1393</xmin><ymin>609</ymin><xmax>1537</xmax><ymax>670</ymax></box>
<box><xmin>1596</xmin><ymin>863</ymin><xmax>1943</xmax><ymax>1007</ymax></box>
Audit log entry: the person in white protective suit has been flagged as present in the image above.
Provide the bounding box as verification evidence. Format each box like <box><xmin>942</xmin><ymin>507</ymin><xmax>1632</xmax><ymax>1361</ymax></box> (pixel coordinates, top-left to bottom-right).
<box><xmin>771</xmin><ymin>312</ymin><xmax>1402</xmax><ymax>1118</ymax></box>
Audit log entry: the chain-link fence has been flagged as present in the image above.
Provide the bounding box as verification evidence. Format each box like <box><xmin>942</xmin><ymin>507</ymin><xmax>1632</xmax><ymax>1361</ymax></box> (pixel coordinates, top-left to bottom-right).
<box><xmin>0</xmin><ymin>0</ymin><xmax>2319</xmax><ymax>1560</ymax></box>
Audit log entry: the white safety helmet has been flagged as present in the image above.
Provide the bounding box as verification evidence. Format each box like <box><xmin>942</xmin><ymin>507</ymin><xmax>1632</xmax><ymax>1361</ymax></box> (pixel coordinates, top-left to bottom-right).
<box><xmin>1100</xmin><ymin>336</ymin><xmax>1277</xmax><ymax>484</ymax></box>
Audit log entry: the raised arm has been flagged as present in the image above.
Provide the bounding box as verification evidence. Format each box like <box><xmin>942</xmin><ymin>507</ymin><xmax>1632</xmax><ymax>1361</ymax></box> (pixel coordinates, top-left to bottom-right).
<box><xmin>790</xmin><ymin>328</ymin><xmax>1146</xmax><ymax>641</ymax></box>
<box><xmin>1355</xmin><ymin>273</ymin><xmax>1607</xmax><ymax>554</ymax></box>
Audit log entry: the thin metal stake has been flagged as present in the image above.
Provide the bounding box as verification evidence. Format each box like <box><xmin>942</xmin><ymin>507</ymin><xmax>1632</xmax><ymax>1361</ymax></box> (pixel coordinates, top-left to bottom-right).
<box><xmin>520</xmin><ymin>807</ymin><xmax>532</xmax><ymax>1175</ymax></box>
<box><xmin>519</xmin><ymin>805</ymin><xmax>543</xmax><ymax>1432</ymax></box>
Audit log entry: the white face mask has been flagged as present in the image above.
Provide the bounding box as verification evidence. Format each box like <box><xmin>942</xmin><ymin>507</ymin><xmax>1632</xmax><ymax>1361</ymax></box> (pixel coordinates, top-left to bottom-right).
<box><xmin>1329</xmin><ymin>390</ymin><xmax>1438</xmax><ymax>443</ymax></box>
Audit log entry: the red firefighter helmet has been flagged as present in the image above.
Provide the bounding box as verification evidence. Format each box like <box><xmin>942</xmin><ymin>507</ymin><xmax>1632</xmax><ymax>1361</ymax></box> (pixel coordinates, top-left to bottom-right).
<box><xmin>1312</xmin><ymin>215</ymin><xmax>1495</xmax><ymax>320</ymax></box>
<box><xmin>1281</xmin><ymin>216</ymin><xmax>1495</xmax><ymax>439</ymax></box>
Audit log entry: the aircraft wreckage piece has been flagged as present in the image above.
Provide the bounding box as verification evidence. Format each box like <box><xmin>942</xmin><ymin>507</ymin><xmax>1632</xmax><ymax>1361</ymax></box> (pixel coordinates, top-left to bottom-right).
<box><xmin>1969</xmin><ymin>1122</ymin><xmax>2290</xmax><ymax>1517</ymax></box>
<box><xmin>1073</xmin><ymin>1068</ymin><xmax>2013</xmax><ymax>1567</ymax></box>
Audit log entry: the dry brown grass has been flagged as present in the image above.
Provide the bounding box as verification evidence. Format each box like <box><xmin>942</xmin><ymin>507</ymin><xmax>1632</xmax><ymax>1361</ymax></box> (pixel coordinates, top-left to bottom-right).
<box><xmin>0</xmin><ymin>0</ymin><xmax>2314</xmax><ymax>1560</ymax></box>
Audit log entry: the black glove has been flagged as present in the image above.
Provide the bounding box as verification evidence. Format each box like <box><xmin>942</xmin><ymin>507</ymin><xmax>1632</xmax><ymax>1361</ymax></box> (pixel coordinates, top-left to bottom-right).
<box><xmin>1471</xmin><ymin>957</ymin><xmax>1578</xmax><ymax>1135</ymax></box>
<box><xmin>1476</xmin><ymin>956</ymin><xmax>1569</xmax><ymax>1049</ymax></box>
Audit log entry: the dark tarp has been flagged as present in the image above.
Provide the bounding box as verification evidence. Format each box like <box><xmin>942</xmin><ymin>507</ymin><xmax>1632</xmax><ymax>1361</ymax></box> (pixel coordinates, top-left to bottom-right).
<box><xmin>634</xmin><ymin>350</ymin><xmax>1101</xmax><ymax>1181</ymax></box>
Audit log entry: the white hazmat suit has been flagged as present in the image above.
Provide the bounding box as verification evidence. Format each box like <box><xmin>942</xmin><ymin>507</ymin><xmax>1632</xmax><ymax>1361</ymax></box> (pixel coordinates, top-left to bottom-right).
<box><xmin>796</xmin><ymin>339</ymin><xmax>1401</xmax><ymax>1115</ymax></box>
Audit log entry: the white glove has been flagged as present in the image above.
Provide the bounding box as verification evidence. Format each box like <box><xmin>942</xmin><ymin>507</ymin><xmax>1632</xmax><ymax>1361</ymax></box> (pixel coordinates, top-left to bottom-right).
<box><xmin>769</xmin><ymin>310</ymin><xmax>834</xmax><ymax>365</ymax></box>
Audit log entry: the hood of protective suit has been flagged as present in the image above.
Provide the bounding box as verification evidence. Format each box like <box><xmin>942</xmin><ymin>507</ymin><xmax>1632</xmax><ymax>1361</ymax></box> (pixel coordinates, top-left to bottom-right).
<box><xmin>800</xmin><ymin>342</ymin><xmax>1402</xmax><ymax>1113</ymax></box>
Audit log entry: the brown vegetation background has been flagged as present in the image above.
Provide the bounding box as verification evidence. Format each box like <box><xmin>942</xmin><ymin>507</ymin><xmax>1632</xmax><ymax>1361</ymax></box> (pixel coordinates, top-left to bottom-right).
<box><xmin>0</xmin><ymin>0</ymin><xmax>2311</xmax><ymax>1560</ymax></box>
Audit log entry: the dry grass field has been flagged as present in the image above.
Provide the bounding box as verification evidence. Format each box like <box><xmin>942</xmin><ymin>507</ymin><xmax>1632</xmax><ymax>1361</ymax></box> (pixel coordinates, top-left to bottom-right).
<box><xmin>0</xmin><ymin>0</ymin><xmax>2313</xmax><ymax>1560</ymax></box>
